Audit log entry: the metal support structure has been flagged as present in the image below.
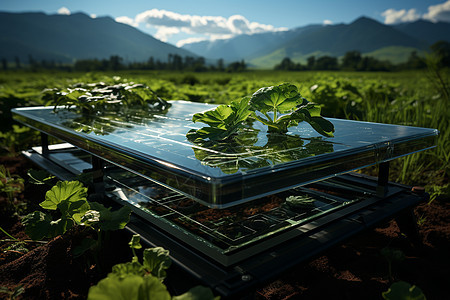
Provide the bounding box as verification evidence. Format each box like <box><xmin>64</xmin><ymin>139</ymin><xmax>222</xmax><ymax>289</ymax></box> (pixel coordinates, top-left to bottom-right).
<box><xmin>91</xmin><ymin>155</ymin><xmax>105</xmax><ymax>194</ymax></box>
<box><xmin>41</xmin><ymin>132</ymin><xmax>49</xmax><ymax>157</ymax></box>
<box><xmin>377</xmin><ymin>161</ymin><xmax>390</xmax><ymax>198</ymax></box>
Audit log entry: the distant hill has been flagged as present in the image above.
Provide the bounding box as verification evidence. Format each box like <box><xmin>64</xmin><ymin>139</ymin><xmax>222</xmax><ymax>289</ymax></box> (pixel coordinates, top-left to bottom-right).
<box><xmin>0</xmin><ymin>12</ymin><xmax>195</xmax><ymax>63</ymax></box>
<box><xmin>393</xmin><ymin>20</ymin><xmax>450</xmax><ymax>45</ymax></box>
<box><xmin>182</xmin><ymin>17</ymin><xmax>447</xmax><ymax>68</ymax></box>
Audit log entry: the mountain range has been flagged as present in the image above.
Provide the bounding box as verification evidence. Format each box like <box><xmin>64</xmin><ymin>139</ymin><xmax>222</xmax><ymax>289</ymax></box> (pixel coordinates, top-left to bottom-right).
<box><xmin>0</xmin><ymin>12</ymin><xmax>195</xmax><ymax>64</ymax></box>
<box><xmin>182</xmin><ymin>16</ymin><xmax>450</xmax><ymax>68</ymax></box>
<box><xmin>1</xmin><ymin>12</ymin><xmax>449</xmax><ymax>68</ymax></box>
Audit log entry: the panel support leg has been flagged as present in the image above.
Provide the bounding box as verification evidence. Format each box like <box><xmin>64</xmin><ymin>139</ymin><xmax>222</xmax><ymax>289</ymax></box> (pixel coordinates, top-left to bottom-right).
<box><xmin>376</xmin><ymin>161</ymin><xmax>390</xmax><ymax>198</ymax></box>
<box><xmin>91</xmin><ymin>155</ymin><xmax>105</xmax><ymax>195</ymax></box>
<box><xmin>41</xmin><ymin>132</ymin><xmax>49</xmax><ymax>157</ymax></box>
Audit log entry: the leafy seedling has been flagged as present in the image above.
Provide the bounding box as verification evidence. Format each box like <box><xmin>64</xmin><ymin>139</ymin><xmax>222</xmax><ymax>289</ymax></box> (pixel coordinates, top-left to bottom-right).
<box><xmin>88</xmin><ymin>235</ymin><xmax>218</xmax><ymax>300</ymax></box>
<box><xmin>186</xmin><ymin>96</ymin><xmax>252</xmax><ymax>142</ymax></box>
<box><xmin>27</xmin><ymin>169</ymin><xmax>56</xmax><ymax>186</ymax></box>
<box><xmin>0</xmin><ymin>165</ymin><xmax>24</xmax><ymax>203</ymax></box>
<box><xmin>22</xmin><ymin>180</ymin><xmax>89</xmax><ymax>240</ymax></box>
<box><xmin>0</xmin><ymin>284</ymin><xmax>25</xmax><ymax>300</ymax></box>
<box><xmin>187</xmin><ymin>83</ymin><xmax>334</xmax><ymax>142</ymax></box>
<box><xmin>22</xmin><ymin>180</ymin><xmax>131</xmax><ymax>258</ymax></box>
<box><xmin>249</xmin><ymin>83</ymin><xmax>334</xmax><ymax>135</ymax></box>
<box><xmin>382</xmin><ymin>281</ymin><xmax>426</xmax><ymax>300</ymax></box>
<box><xmin>381</xmin><ymin>247</ymin><xmax>405</xmax><ymax>281</ymax></box>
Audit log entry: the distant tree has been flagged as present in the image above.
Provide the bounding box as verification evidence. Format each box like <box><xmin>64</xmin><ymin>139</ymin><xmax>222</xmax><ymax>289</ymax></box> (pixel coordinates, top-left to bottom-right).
<box><xmin>14</xmin><ymin>56</ymin><xmax>21</xmax><ymax>69</ymax></box>
<box><xmin>1</xmin><ymin>58</ymin><xmax>7</xmax><ymax>70</ymax></box>
<box><xmin>430</xmin><ymin>40</ymin><xmax>450</xmax><ymax>68</ymax></box>
<box><xmin>315</xmin><ymin>56</ymin><xmax>338</xmax><ymax>70</ymax></box>
<box><xmin>341</xmin><ymin>51</ymin><xmax>362</xmax><ymax>70</ymax></box>
<box><xmin>307</xmin><ymin>56</ymin><xmax>315</xmax><ymax>70</ymax></box>
<box><xmin>226</xmin><ymin>60</ymin><xmax>246</xmax><ymax>72</ymax></box>
<box><xmin>404</xmin><ymin>51</ymin><xmax>426</xmax><ymax>69</ymax></box>
<box><xmin>109</xmin><ymin>55</ymin><xmax>123</xmax><ymax>71</ymax></box>
<box><xmin>274</xmin><ymin>57</ymin><xmax>304</xmax><ymax>71</ymax></box>
<box><xmin>217</xmin><ymin>58</ymin><xmax>224</xmax><ymax>71</ymax></box>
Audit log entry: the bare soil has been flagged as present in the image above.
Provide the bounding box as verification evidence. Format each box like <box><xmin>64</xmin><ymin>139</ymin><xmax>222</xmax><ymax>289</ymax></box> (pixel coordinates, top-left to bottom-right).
<box><xmin>0</xmin><ymin>154</ymin><xmax>449</xmax><ymax>299</ymax></box>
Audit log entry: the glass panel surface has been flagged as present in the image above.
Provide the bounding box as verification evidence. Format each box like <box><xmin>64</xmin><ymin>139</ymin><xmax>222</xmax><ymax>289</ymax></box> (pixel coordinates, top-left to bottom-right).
<box><xmin>12</xmin><ymin>101</ymin><xmax>438</xmax><ymax>207</ymax></box>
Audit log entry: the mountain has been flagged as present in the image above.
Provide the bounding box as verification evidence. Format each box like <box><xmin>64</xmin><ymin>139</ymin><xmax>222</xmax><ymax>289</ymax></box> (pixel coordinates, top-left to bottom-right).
<box><xmin>393</xmin><ymin>20</ymin><xmax>450</xmax><ymax>45</ymax></box>
<box><xmin>182</xmin><ymin>16</ymin><xmax>447</xmax><ymax>68</ymax></box>
<box><xmin>182</xmin><ymin>25</ymin><xmax>322</xmax><ymax>62</ymax></box>
<box><xmin>0</xmin><ymin>12</ymin><xmax>195</xmax><ymax>63</ymax></box>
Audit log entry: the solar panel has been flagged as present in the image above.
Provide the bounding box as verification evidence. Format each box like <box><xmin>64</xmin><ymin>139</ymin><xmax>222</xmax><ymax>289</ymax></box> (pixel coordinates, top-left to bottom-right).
<box><xmin>12</xmin><ymin>100</ymin><xmax>438</xmax><ymax>208</ymax></box>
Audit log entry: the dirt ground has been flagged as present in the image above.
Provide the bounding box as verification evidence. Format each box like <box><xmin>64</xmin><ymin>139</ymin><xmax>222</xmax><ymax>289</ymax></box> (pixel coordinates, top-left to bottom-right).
<box><xmin>0</xmin><ymin>154</ymin><xmax>449</xmax><ymax>299</ymax></box>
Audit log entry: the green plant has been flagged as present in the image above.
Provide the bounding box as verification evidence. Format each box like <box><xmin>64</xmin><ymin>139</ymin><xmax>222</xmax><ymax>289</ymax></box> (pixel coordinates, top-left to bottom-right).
<box><xmin>43</xmin><ymin>81</ymin><xmax>171</xmax><ymax>114</ymax></box>
<box><xmin>186</xmin><ymin>96</ymin><xmax>252</xmax><ymax>142</ymax></box>
<box><xmin>382</xmin><ymin>281</ymin><xmax>426</xmax><ymax>300</ymax></box>
<box><xmin>22</xmin><ymin>180</ymin><xmax>131</xmax><ymax>257</ymax></box>
<box><xmin>381</xmin><ymin>247</ymin><xmax>405</xmax><ymax>281</ymax></box>
<box><xmin>0</xmin><ymin>165</ymin><xmax>24</xmax><ymax>203</ymax></box>
<box><xmin>187</xmin><ymin>83</ymin><xmax>334</xmax><ymax>142</ymax></box>
<box><xmin>88</xmin><ymin>234</ymin><xmax>218</xmax><ymax>300</ymax></box>
<box><xmin>0</xmin><ymin>285</ymin><xmax>25</xmax><ymax>300</ymax></box>
<box><xmin>249</xmin><ymin>83</ymin><xmax>334</xmax><ymax>135</ymax></box>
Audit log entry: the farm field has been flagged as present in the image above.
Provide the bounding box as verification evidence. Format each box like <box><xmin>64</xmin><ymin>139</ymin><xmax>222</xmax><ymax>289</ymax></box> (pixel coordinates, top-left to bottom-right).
<box><xmin>0</xmin><ymin>69</ymin><xmax>449</xmax><ymax>299</ymax></box>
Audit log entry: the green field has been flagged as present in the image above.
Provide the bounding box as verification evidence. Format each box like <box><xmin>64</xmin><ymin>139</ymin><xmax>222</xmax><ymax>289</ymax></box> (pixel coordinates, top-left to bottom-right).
<box><xmin>0</xmin><ymin>69</ymin><xmax>448</xmax><ymax>198</ymax></box>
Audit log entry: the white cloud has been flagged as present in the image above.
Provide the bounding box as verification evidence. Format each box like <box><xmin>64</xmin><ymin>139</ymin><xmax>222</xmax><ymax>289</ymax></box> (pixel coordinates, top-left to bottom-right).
<box><xmin>57</xmin><ymin>7</ymin><xmax>70</xmax><ymax>15</ymax></box>
<box><xmin>323</xmin><ymin>19</ymin><xmax>333</xmax><ymax>25</ymax></box>
<box><xmin>423</xmin><ymin>0</ymin><xmax>450</xmax><ymax>22</ymax></box>
<box><xmin>155</xmin><ymin>27</ymin><xmax>180</xmax><ymax>42</ymax></box>
<box><xmin>115</xmin><ymin>16</ymin><xmax>138</xmax><ymax>27</ymax></box>
<box><xmin>382</xmin><ymin>1</ymin><xmax>450</xmax><ymax>24</ymax></box>
<box><xmin>134</xmin><ymin>9</ymin><xmax>287</xmax><ymax>42</ymax></box>
<box><xmin>381</xmin><ymin>8</ymin><xmax>420</xmax><ymax>24</ymax></box>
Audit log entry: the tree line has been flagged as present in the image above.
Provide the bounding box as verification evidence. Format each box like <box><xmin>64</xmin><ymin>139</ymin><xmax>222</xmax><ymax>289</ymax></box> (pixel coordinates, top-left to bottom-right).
<box><xmin>1</xmin><ymin>53</ymin><xmax>247</xmax><ymax>73</ymax></box>
<box><xmin>274</xmin><ymin>41</ymin><xmax>450</xmax><ymax>72</ymax></box>
<box><xmin>2</xmin><ymin>41</ymin><xmax>448</xmax><ymax>72</ymax></box>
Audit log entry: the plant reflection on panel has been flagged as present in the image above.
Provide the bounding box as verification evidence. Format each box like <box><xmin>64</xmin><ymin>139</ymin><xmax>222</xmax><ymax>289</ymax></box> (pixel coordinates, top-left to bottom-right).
<box><xmin>187</xmin><ymin>83</ymin><xmax>335</xmax><ymax>174</ymax></box>
<box><xmin>190</xmin><ymin>128</ymin><xmax>335</xmax><ymax>174</ymax></box>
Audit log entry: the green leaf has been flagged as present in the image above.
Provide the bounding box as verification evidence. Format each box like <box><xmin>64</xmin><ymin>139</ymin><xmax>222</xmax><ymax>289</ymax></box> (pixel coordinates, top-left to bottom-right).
<box><xmin>88</xmin><ymin>202</ymin><xmax>131</xmax><ymax>231</ymax></box>
<box><xmin>40</xmin><ymin>181</ymin><xmax>88</xmax><ymax>210</ymax></box>
<box><xmin>192</xmin><ymin>105</ymin><xmax>233</xmax><ymax>128</ymax></box>
<box><xmin>291</xmin><ymin>105</ymin><xmax>335</xmax><ymax>137</ymax></box>
<box><xmin>186</xmin><ymin>127</ymin><xmax>230</xmax><ymax>142</ymax></box>
<box><xmin>172</xmin><ymin>286</ymin><xmax>218</xmax><ymax>300</ymax></box>
<box><xmin>138</xmin><ymin>275</ymin><xmax>171</xmax><ymax>300</ymax></box>
<box><xmin>249</xmin><ymin>83</ymin><xmax>301</xmax><ymax>114</ymax></box>
<box><xmin>22</xmin><ymin>211</ymin><xmax>68</xmax><ymax>240</ymax></box>
<box><xmin>87</xmin><ymin>274</ymin><xmax>143</xmax><ymax>300</ymax></box>
<box><xmin>188</xmin><ymin>97</ymin><xmax>251</xmax><ymax>141</ymax></box>
<box><xmin>87</xmin><ymin>274</ymin><xmax>171</xmax><ymax>300</ymax></box>
<box><xmin>27</xmin><ymin>169</ymin><xmax>55</xmax><ymax>185</ymax></box>
<box><xmin>111</xmin><ymin>262</ymin><xmax>147</xmax><ymax>278</ymax></box>
<box><xmin>129</xmin><ymin>234</ymin><xmax>142</xmax><ymax>250</ymax></box>
<box><xmin>22</xmin><ymin>211</ymin><xmax>53</xmax><ymax>240</ymax></box>
<box><xmin>382</xmin><ymin>281</ymin><xmax>426</xmax><ymax>300</ymax></box>
<box><xmin>143</xmin><ymin>247</ymin><xmax>172</xmax><ymax>281</ymax></box>
<box><xmin>58</xmin><ymin>199</ymin><xmax>91</xmax><ymax>224</ymax></box>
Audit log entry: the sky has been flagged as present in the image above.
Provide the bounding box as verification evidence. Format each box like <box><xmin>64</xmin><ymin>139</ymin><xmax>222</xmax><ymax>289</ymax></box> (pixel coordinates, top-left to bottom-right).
<box><xmin>1</xmin><ymin>0</ymin><xmax>450</xmax><ymax>47</ymax></box>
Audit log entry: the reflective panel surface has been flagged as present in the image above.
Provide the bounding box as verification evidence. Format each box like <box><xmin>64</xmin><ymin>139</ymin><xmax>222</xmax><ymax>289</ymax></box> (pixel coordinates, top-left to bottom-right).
<box><xmin>13</xmin><ymin>101</ymin><xmax>438</xmax><ymax>207</ymax></box>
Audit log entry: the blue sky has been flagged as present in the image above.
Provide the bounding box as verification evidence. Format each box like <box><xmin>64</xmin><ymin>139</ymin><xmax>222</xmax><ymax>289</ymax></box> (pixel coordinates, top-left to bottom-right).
<box><xmin>1</xmin><ymin>0</ymin><xmax>449</xmax><ymax>46</ymax></box>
